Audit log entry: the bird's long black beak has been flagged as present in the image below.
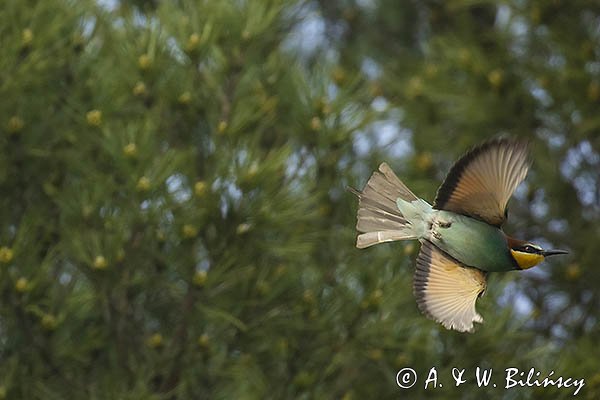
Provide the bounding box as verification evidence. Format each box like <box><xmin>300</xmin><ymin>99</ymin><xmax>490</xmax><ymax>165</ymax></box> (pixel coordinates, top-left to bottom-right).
<box><xmin>541</xmin><ymin>249</ymin><xmax>569</xmax><ymax>257</ymax></box>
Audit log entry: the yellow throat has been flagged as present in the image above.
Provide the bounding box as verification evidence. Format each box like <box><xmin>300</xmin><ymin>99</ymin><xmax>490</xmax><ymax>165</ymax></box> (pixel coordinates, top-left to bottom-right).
<box><xmin>510</xmin><ymin>249</ymin><xmax>544</xmax><ymax>269</ymax></box>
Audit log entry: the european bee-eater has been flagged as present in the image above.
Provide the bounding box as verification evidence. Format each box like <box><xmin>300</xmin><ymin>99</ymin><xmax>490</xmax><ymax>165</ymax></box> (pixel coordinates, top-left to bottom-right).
<box><xmin>351</xmin><ymin>138</ymin><xmax>568</xmax><ymax>332</ymax></box>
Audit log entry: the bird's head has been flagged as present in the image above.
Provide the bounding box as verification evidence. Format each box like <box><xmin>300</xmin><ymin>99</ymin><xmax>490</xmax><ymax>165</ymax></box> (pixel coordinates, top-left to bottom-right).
<box><xmin>507</xmin><ymin>238</ymin><xmax>569</xmax><ymax>270</ymax></box>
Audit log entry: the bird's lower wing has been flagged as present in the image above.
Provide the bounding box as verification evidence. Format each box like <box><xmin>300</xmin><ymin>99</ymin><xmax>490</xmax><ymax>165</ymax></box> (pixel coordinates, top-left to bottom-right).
<box><xmin>413</xmin><ymin>240</ymin><xmax>487</xmax><ymax>333</ymax></box>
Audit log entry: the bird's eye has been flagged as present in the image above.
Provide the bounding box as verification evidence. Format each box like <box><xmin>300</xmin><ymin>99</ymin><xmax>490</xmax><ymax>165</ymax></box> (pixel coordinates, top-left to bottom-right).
<box><xmin>523</xmin><ymin>245</ymin><xmax>535</xmax><ymax>253</ymax></box>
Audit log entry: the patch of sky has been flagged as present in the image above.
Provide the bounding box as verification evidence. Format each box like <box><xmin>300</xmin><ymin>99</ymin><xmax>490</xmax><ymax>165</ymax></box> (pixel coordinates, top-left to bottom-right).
<box><xmin>498</xmin><ymin>281</ymin><xmax>534</xmax><ymax>317</ymax></box>
<box><xmin>213</xmin><ymin>177</ymin><xmax>243</xmax><ymax>218</ymax></box>
<box><xmin>283</xmin><ymin>4</ymin><xmax>326</xmax><ymax>58</ymax></box>
<box><xmin>547</xmin><ymin>219</ymin><xmax>568</xmax><ymax>233</ymax></box>
<box><xmin>352</xmin><ymin>120</ymin><xmax>413</xmax><ymax>161</ymax></box>
<box><xmin>560</xmin><ymin>141</ymin><xmax>599</xmax><ymax>209</ymax></box>
<box><xmin>97</xmin><ymin>0</ymin><xmax>118</xmax><ymax>12</ymax></box>
<box><xmin>530</xmin><ymin>189</ymin><xmax>549</xmax><ymax>219</ymax></box>
<box><xmin>526</xmin><ymin>79</ymin><xmax>553</xmax><ymax>108</ymax></box>
<box><xmin>166</xmin><ymin>173</ymin><xmax>192</xmax><ymax>203</ymax></box>
<box><xmin>361</xmin><ymin>58</ymin><xmax>382</xmax><ymax>80</ymax></box>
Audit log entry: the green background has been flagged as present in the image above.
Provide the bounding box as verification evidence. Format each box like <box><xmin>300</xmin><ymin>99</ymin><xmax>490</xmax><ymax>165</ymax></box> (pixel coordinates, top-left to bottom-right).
<box><xmin>0</xmin><ymin>0</ymin><xmax>598</xmax><ymax>398</ymax></box>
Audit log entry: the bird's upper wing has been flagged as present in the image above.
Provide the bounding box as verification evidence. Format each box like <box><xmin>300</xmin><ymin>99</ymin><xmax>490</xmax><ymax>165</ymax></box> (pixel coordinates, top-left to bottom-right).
<box><xmin>433</xmin><ymin>138</ymin><xmax>529</xmax><ymax>227</ymax></box>
<box><xmin>414</xmin><ymin>240</ymin><xmax>487</xmax><ymax>333</ymax></box>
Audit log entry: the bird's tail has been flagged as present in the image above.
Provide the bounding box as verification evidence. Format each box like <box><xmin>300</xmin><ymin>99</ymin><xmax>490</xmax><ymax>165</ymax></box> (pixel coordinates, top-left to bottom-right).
<box><xmin>349</xmin><ymin>163</ymin><xmax>431</xmax><ymax>249</ymax></box>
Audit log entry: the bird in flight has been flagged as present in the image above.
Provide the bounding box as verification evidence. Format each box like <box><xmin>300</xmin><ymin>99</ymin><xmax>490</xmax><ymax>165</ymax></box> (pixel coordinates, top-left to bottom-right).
<box><xmin>350</xmin><ymin>138</ymin><xmax>568</xmax><ymax>332</ymax></box>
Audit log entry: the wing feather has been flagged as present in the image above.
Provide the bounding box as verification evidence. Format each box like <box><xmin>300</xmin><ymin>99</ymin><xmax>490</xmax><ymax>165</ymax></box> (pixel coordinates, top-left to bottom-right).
<box><xmin>413</xmin><ymin>241</ymin><xmax>487</xmax><ymax>333</ymax></box>
<box><xmin>433</xmin><ymin>138</ymin><xmax>529</xmax><ymax>226</ymax></box>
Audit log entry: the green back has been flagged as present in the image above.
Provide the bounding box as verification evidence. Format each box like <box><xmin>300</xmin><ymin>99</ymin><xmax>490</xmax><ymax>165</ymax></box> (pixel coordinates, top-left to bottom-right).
<box><xmin>432</xmin><ymin>211</ymin><xmax>516</xmax><ymax>272</ymax></box>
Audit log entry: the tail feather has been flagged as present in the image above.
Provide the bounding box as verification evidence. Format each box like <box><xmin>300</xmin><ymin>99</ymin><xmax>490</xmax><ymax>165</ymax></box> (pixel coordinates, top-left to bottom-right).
<box><xmin>356</xmin><ymin>208</ymin><xmax>405</xmax><ymax>232</ymax></box>
<box><xmin>358</xmin><ymin>207</ymin><xmax>405</xmax><ymax>226</ymax></box>
<box><xmin>351</xmin><ymin>162</ymin><xmax>426</xmax><ymax>248</ymax></box>
<box><xmin>356</xmin><ymin>231</ymin><xmax>414</xmax><ymax>249</ymax></box>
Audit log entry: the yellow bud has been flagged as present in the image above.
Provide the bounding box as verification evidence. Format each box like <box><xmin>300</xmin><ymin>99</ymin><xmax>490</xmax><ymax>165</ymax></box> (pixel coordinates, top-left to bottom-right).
<box><xmin>310</xmin><ymin>116</ymin><xmax>322</xmax><ymax>131</ymax></box>
<box><xmin>341</xmin><ymin>391</ymin><xmax>354</xmax><ymax>400</ymax></box>
<box><xmin>274</xmin><ymin>264</ymin><xmax>286</xmax><ymax>277</ymax></box>
<box><xmin>342</xmin><ymin>7</ymin><xmax>357</xmax><ymax>22</ymax></box>
<box><xmin>136</xmin><ymin>176</ymin><xmax>151</xmax><ymax>192</ymax></box>
<box><xmin>277</xmin><ymin>338</ymin><xmax>289</xmax><ymax>354</ymax></box>
<box><xmin>415</xmin><ymin>152</ymin><xmax>433</xmax><ymax>171</ymax></box>
<box><xmin>367</xmin><ymin>348</ymin><xmax>383</xmax><ymax>360</ymax></box>
<box><xmin>394</xmin><ymin>353</ymin><xmax>409</xmax><ymax>368</ymax></box>
<box><xmin>581</xmin><ymin>41</ymin><xmax>594</xmax><ymax>58</ymax></box>
<box><xmin>217</xmin><ymin>120</ymin><xmax>228</xmax><ymax>134</ymax></box>
<box><xmin>41</xmin><ymin>314</ymin><xmax>57</xmax><ymax>331</ymax></box>
<box><xmin>182</xmin><ymin>224</ymin><xmax>198</xmax><ymax>238</ymax></box>
<box><xmin>565</xmin><ymin>263</ymin><xmax>581</xmax><ymax>281</ymax></box>
<box><xmin>7</xmin><ymin>116</ymin><xmax>24</xmax><ymax>134</ymax></box>
<box><xmin>247</xmin><ymin>162</ymin><xmax>259</xmax><ymax>179</ymax></box>
<box><xmin>86</xmin><ymin>109</ymin><xmax>102</xmax><ymax>126</ymax></box>
<box><xmin>320</xmin><ymin>101</ymin><xmax>332</xmax><ymax>116</ymax></box>
<box><xmin>185</xmin><ymin>33</ymin><xmax>201</xmax><ymax>51</ymax></box>
<box><xmin>116</xmin><ymin>248</ymin><xmax>125</xmax><ymax>262</ymax></box>
<box><xmin>256</xmin><ymin>281</ymin><xmax>270</xmax><ymax>296</ymax></box>
<box><xmin>370</xmin><ymin>288</ymin><xmax>383</xmax><ymax>306</ymax></box>
<box><xmin>147</xmin><ymin>333</ymin><xmax>163</xmax><ymax>348</ymax></box>
<box><xmin>82</xmin><ymin>204</ymin><xmax>93</xmax><ymax>218</ymax></box>
<box><xmin>293</xmin><ymin>371</ymin><xmax>315</xmax><ymax>388</ymax></box>
<box><xmin>0</xmin><ymin>246</ymin><xmax>14</xmax><ymax>263</ymax></box>
<box><xmin>588</xmin><ymin>81</ymin><xmax>600</xmax><ymax>102</ymax></box>
<box><xmin>530</xmin><ymin>6</ymin><xmax>541</xmax><ymax>24</ymax></box>
<box><xmin>193</xmin><ymin>270</ymin><xmax>207</xmax><ymax>287</ymax></box>
<box><xmin>15</xmin><ymin>277</ymin><xmax>29</xmax><ymax>293</ymax></box>
<box><xmin>425</xmin><ymin>64</ymin><xmax>438</xmax><ymax>77</ymax></box>
<box><xmin>198</xmin><ymin>333</ymin><xmax>210</xmax><ymax>348</ymax></box>
<box><xmin>589</xmin><ymin>372</ymin><xmax>600</xmax><ymax>388</ymax></box>
<box><xmin>236</xmin><ymin>223</ymin><xmax>251</xmax><ymax>235</ymax></box>
<box><xmin>407</xmin><ymin>76</ymin><xmax>423</xmax><ymax>99</ymax></box>
<box><xmin>138</xmin><ymin>54</ymin><xmax>151</xmax><ymax>70</ymax></box>
<box><xmin>488</xmin><ymin>69</ymin><xmax>504</xmax><ymax>89</ymax></box>
<box><xmin>360</xmin><ymin>299</ymin><xmax>370</xmax><ymax>309</ymax></box>
<box><xmin>22</xmin><ymin>28</ymin><xmax>33</xmax><ymax>46</ymax></box>
<box><xmin>332</xmin><ymin>66</ymin><xmax>346</xmax><ymax>85</ymax></box>
<box><xmin>43</xmin><ymin>182</ymin><xmax>58</xmax><ymax>197</ymax></box>
<box><xmin>123</xmin><ymin>143</ymin><xmax>137</xmax><ymax>158</ymax></box>
<box><xmin>318</xmin><ymin>204</ymin><xmax>330</xmax><ymax>216</ymax></box>
<box><xmin>261</xmin><ymin>96</ymin><xmax>278</xmax><ymax>114</ymax></box>
<box><xmin>132</xmin><ymin>81</ymin><xmax>147</xmax><ymax>96</ymax></box>
<box><xmin>156</xmin><ymin>229</ymin><xmax>166</xmax><ymax>242</ymax></box>
<box><xmin>194</xmin><ymin>181</ymin><xmax>207</xmax><ymax>197</ymax></box>
<box><xmin>178</xmin><ymin>91</ymin><xmax>192</xmax><ymax>105</ymax></box>
<box><xmin>302</xmin><ymin>289</ymin><xmax>315</xmax><ymax>304</ymax></box>
<box><xmin>369</xmin><ymin>82</ymin><xmax>383</xmax><ymax>97</ymax></box>
<box><xmin>458</xmin><ymin>48</ymin><xmax>471</xmax><ymax>66</ymax></box>
<box><xmin>93</xmin><ymin>255</ymin><xmax>108</xmax><ymax>270</ymax></box>
<box><xmin>404</xmin><ymin>242</ymin><xmax>415</xmax><ymax>255</ymax></box>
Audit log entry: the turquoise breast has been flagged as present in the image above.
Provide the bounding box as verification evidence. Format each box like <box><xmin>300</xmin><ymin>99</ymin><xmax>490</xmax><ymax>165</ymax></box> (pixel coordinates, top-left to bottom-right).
<box><xmin>430</xmin><ymin>211</ymin><xmax>517</xmax><ymax>272</ymax></box>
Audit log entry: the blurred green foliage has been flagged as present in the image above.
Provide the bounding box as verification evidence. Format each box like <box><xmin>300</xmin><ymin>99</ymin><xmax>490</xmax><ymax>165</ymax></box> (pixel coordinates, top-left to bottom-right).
<box><xmin>0</xmin><ymin>0</ymin><xmax>599</xmax><ymax>399</ymax></box>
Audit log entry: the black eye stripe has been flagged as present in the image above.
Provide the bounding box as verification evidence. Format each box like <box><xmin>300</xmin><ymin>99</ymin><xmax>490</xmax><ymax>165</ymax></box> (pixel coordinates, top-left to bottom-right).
<box><xmin>519</xmin><ymin>245</ymin><xmax>538</xmax><ymax>253</ymax></box>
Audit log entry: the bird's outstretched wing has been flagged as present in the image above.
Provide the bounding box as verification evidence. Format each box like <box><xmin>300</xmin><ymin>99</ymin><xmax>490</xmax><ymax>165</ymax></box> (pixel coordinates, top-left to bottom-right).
<box><xmin>414</xmin><ymin>240</ymin><xmax>487</xmax><ymax>333</ymax></box>
<box><xmin>433</xmin><ymin>138</ymin><xmax>529</xmax><ymax>227</ymax></box>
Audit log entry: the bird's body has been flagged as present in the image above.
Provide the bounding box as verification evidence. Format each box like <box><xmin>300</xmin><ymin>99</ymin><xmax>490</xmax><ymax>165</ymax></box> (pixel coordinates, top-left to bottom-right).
<box><xmin>351</xmin><ymin>138</ymin><xmax>567</xmax><ymax>332</ymax></box>
<box><xmin>412</xmin><ymin>205</ymin><xmax>517</xmax><ymax>272</ymax></box>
